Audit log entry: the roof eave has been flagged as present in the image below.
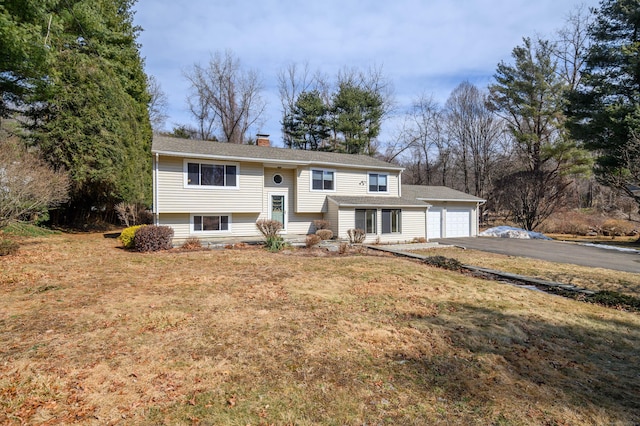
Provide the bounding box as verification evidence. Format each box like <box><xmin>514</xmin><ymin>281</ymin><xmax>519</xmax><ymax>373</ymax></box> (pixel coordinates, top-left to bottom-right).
<box><xmin>417</xmin><ymin>197</ymin><xmax>486</xmax><ymax>203</ymax></box>
<box><xmin>152</xmin><ymin>149</ymin><xmax>311</xmax><ymax>166</ymax></box>
<box><xmin>152</xmin><ymin>149</ymin><xmax>404</xmax><ymax>171</ymax></box>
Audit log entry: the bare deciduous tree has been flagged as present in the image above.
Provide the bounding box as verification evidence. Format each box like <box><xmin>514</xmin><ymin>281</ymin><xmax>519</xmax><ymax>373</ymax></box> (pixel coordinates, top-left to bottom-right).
<box><xmin>554</xmin><ymin>4</ymin><xmax>593</xmax><ymax>90</ymax></box>
<box><xmin>0</xmin><ymin>136</ymin><xmax>69</xmax><ymax>228</ymax></box>
<box><xmin>147</xmin><ymin>75</ymin><xmax>169</xmax><ymax>132</ymax></box>
<box><xmin>184</xmin><ymin>51</ymin><xmax>266</xmax><ymax>143</ymax></box>
<box><xmin>445</xmin><ymin>82</ymin><xmax>503</xmax><ymax>198</ymax></box>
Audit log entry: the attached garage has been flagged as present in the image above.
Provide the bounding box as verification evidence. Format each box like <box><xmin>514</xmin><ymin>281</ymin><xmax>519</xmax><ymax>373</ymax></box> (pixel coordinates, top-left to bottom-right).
<box><xmin>402</xmin><ymin>185</ymin><xmax>485</xmax><ymax>239</ymax></box>
<box><xmin>445</xmin><ymin>208</ymin><xmax>471</xmax><ymax>238</ymax></box>
<box><xmin>427</xmin><ymin>208</ymin><xmax>442</xmax><ymax>239</ymax></box>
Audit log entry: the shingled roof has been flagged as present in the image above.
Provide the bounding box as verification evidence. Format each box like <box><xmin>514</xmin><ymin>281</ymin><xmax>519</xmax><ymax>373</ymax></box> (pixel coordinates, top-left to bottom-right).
<box><xmin>328</xmin><ymin>195</ymin><xmax>428</xmax><ymax>208</ymax></box>
<box><xmin>152</xmin><ymin>135</ymin><xmax>403</xmax><ymax>171</ymax></box>
<box><xmin>402</xmin><ymin>185</ymin><xmax>485</xmax><ymax>202</ymax></box>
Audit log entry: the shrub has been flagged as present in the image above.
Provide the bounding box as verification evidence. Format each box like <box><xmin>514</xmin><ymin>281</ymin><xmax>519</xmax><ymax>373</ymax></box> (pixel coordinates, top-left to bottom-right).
<box><xmin>412</xmin><ymin>237</ymin><xmax>427</xmax><ymax>244</ymax></box>
<box><xmin>119</xmin><ymin>225</ymin><xmax>144</xmax><ymax>249</ymax></box>
<box><xmin>347</xmin><ymin>228</ymin><xmax>366</xmax><ymax>244</ymax></box>
<box><xmin>181</xmin><ymin>237</ymin><xmax>202</xmax><ymax>250</ymax></box>
<box><xmin>338</xmin><ymin>242</ymin><xmax>349</xmax><ymax>254</ymax></box>
<box><xmin>313</xmin><ymin>219</ymin><xmax>330</xmax><ymax>230</ymax></box>
<box><xmin>601</xmin><ymin>219</ymin><xmax>636</xmax><ymax>237</ymax></box>
<box><xmin>265</xmin><ymin>236</ymin><xmax>286</xmax><ymax>252</ymax></box>
<box><xmin>133</xmin><ymin>225</ymin><xmax>174</xmax><ymax>252</ymax></box>
<box><xmin>306</xmin><ymin>234</ymin><xmax>322</xmax><ymax>248</ymax></box>
<box><xmin>316</xmin><ymin>229</ymin><xmax>333</xmax><ymax>240</ymax></box>
<box><xmin>423</xmin><ymin>255</ymin><xmax>463</xmax><ymax>271</ymax></box>
<box><xmin>256</xmin><ymin>219</ymin><xmax>282</xmax><ymax>239</ymax></box>
<box><xmin>0</xmin><ymin>238</ymin><xmax>19</xmax><ymax>256</ymax></box>
<box><xmin>256</xmin><ymin>219</ymin><xmax>286</xmax><ymax>252</ymax></box>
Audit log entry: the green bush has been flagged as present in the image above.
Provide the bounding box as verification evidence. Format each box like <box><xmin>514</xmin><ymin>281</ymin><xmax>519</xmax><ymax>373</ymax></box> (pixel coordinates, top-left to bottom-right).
<box><xmin>0</xmin><ymin>238</ymin><xmax>19</xmax><ymax>256</ymax></box>
<box><xmin>119</xmin><ymin>225</ymin><xmax>144</xmax><ymax>249</ymax></box>
<box><xmin>265</xmin><ymin>235</ymin><xmax>285</xmax><ymax>252</ymax></box>
<box><xmin>316</xmin><ymin>229</ymin><xmax>333</xmax><ymax>240</ymax></box>
<box><xmin>133</xmin><ymin>225</ymin><xmax>174</xmax><ymax>252</ymax></box>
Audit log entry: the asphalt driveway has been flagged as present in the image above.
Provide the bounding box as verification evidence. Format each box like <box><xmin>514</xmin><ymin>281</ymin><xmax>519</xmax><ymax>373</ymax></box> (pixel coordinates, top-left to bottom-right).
<box><xmin>433</xmin><ymin>237</ymin><xmax>640</xmax><ymax>273</ymax></box>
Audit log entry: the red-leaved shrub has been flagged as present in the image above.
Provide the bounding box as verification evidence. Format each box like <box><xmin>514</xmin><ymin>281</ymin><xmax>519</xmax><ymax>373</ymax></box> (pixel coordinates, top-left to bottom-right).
<box><xmin>133</xmin><ymin>225</ymin><xmax>174</xmax><ymax>252</ymax></box>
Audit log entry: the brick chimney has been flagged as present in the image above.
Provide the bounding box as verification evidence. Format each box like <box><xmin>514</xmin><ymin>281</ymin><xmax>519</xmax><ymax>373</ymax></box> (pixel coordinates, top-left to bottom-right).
<box><xmin>256</xmin><ymin>134</ymin><xmax>270</xmax><ymax>147</ymax></box>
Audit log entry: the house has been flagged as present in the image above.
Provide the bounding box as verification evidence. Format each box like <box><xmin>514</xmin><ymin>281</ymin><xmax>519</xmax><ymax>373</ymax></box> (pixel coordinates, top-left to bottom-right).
<box><xmin>151</xmin><ymin>135</ymin><xmax>485</xmax><ymax>244</ymax></box>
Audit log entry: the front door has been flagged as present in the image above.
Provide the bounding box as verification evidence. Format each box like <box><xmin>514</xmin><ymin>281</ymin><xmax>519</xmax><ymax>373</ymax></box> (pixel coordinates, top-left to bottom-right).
<box><xmin>269</xmin><ymin>193</ymin><xmax>287</xmax><ymax>231</ymax></box>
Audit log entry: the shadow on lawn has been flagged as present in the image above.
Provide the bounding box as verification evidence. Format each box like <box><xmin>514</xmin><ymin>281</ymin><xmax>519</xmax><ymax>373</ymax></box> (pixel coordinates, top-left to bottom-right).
<box><xmin>392</xmin><ymin>303</ymin><xmax>640</xmax><ymax>422</ymax></box>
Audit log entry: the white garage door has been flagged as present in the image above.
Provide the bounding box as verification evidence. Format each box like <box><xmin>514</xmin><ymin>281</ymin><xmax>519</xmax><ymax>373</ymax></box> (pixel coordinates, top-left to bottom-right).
<box><xmin>427</xmin><ymin>208</ymin><xmax>442</xmax><ymax>239</ymax></box>
<box><xmin>445</xmin><ymin>209</ymin><xmax>471</xmax><ymax>237</ymax></box>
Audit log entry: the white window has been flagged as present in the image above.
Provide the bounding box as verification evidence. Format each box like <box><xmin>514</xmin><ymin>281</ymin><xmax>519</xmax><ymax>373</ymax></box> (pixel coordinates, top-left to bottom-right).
<box><xmin>192</xmin><ymin>214</ymin><xmax>231</xmax><ymax>233</ymax></box>
<box><xmin>382</xmin><ymin>209</ymin><xmax>401</xmax><ymax>234</ymax></box>
<box><xmin>186</xmin><ymin>161</ymin><xmax>238</xmax><ymax>188</ymax></box>
<box><xmin>355</xmin><ymin>209</ymin><xmax>377</xmax><ymax>234</ymax></box>
<box><xmin>368</xmin><ymin>173</ymin><xmax>388</xmax><ymax>192</ymax></box>
<box><xmin>311</xmin><ymin>169</ymin><xmax>335</xmax><ymax>191</ymax></box>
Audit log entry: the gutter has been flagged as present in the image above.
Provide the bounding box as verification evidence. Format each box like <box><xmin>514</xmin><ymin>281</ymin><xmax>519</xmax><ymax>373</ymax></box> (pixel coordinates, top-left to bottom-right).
<box><xmin>151</xmin><ymin>149</ymin><xmax>405</xmax><ymax>172</ymax></box>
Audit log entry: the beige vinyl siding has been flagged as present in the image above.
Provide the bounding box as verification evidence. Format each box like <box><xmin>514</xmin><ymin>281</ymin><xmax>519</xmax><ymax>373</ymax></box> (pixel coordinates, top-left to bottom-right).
<box><xmin>391</xmin><ymin>208</ymin><xmax>427</xmax><ymax>242</ymax></box>
<box><xmin>262</xmin><ymin>167</ymin><xmax>320</xmax><ymax>235</ymax></box>
<box><xmin>158</xmin><ymin>213</ymin><xmax>190</xmax><ymax>242</ymax></box>
<box><xmin>156</xmin><ymin>156</ymin><xmax>263</xmax><ymax>213</ymax></box>
<box><xmin>296</xmin><ymin>167</ymin><xmax>400</xmax><ymax>213</ymax></box>
<box><xmin>335</xmin><ymin>206</ymin><xmax>427</xmax><ymax>243</ymax></box>
<box><xmin>159</xmin><ymin>212</ymin><xmax>262</xmax><ymax>243</ymax></box>
<box><xmin>325</xmin><ymin>201</ymin><xmax>339</xmax><ymax>236</ymax></box>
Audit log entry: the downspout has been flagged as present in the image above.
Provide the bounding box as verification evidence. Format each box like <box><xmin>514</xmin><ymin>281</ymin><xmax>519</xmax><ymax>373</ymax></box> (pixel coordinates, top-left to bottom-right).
<box><xmin>154</xmin><ymin>152</ymin><xmax>159</xmax><ymax>226</ymax></box>
<box><xmin>425</xmin><ymin>205</ymin><xmax>430</xmax><ymax>242</ymax></box>
<box><xmin>476</xmin><ymin>200</ymin><xmax>486</xmax><ymax>237</ymax></box>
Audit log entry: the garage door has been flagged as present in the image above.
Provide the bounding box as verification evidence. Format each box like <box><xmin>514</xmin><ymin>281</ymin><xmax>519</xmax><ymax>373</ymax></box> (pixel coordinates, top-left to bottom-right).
<box><xmin>427</xmin><ymin>208</ymin><xmax>442</xmax><ymax>239</ymax></box>
<box><xmin>445</xmin><ymin>209</ymin><xmax>471</xmax><ymax>237</ymax></box>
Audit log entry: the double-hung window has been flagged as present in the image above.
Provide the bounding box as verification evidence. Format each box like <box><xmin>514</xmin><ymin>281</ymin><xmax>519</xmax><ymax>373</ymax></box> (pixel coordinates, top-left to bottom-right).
<box><xmin>311</xmin><ymin>169</ymin><xmax>334</xmax><ymax>191</ymax></box>
<box><xmin>382</xmin><ymin>209</ymin><xmax>401</xmax><ymax>234</ymax></box>
<box><xmin>355</xmin><ymin>209</ymin><xmax>377</xmax><ymax>234</ymax></box>
<box><xmin>369</xmin><ymin>173</ymin><xmax>388</xmax><ymax>192</ymax></box>
<box><xmin>187</xmin><ymin>162</ymin><xmax>237</xmax><ymax>187</ymax></box>
<box><xmin>193</xmin><ymin>215</ymin><xmax>230</xmax><ymax>232</ymax></box>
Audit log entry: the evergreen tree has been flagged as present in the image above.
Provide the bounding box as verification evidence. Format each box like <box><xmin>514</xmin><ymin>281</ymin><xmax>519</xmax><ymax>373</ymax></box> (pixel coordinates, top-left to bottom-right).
<box><xmin>331</xmin><ymin>83</ymin><xmax>383</xmax><ymax>155</ymax></box>
<box><xmin>0</xmin><ymin>0</ymin><xmax>52</xmax><ymax>120</ymax></box>
<box><xmin>567</xmin><ymin>0</ymin><xmax>640</xmax><ymax>209</ymax></box>
<box><xmin>282</xmin><ymin>90</ymin><xmax>329</xmax><ymax>150</ymax></box>
<box><xmin>489</xmin><ymin>37</ymin><xmax>590</xmax><ymax>230</ymax></box>
<box><xmin>26</xmin><ymin>0</ymin><xmax>152</xmax><ymax>222</ymax></box>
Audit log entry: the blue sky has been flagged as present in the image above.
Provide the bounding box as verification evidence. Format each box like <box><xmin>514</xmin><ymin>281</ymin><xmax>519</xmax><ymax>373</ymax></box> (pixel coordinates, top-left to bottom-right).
<box><xmin>134</xmin><ymin>0</ymin><xmax>600</xmax><ymax>145</ymax></box>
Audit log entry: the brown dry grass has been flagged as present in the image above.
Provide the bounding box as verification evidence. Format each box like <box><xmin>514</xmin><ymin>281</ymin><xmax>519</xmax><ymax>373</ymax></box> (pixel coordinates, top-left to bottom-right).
<box><xmin>1</xmin><ymin>233</ymin><xmax>639</xmax><ymax>425</ymax></box>
<box><xmin>415</xmin><ymin>246</ymin><xmax>640</xmax><ymax>298</ymax></box>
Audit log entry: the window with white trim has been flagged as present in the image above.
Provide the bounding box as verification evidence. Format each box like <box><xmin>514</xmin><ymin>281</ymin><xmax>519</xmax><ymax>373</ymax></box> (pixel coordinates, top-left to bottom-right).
<box><xmin>187</xmin><ymin>162</ymin><xmax>237</xmax><ymax>187</ymax></box>
<box><xmin>382</xmin><ymin>209</ymin><xmax>401</xmax><ymax>234</ymax></box>
<box><xmin>311</xmin><ymin>169</ymin><xmax>335</xmax><ymax>191</ymax></box>
<box><xmin>355</xmin><ymin>209</ymin><xmax>377</xmax><ymax>234</ymax></box>
<box><xmin>192</xmin><ymin>214</ymin><xmax>230</xmax><ymax>232</ymax></box>
<box><xmin>368</xmin><ymin>173</ymin><xmax>388</xmax><ymax>192</ymax></box>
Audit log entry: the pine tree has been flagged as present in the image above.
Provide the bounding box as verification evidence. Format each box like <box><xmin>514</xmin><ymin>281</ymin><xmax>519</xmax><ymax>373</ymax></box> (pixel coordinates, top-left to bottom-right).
<box><xmin>27</xmin><ymin>0</ymin><xmax>152</xmax><ymax>222</ymax></box>
<box><xmin>567</xmin><ymin>0</ymin><xmax>640</xmax><ymax>209</ymax></box>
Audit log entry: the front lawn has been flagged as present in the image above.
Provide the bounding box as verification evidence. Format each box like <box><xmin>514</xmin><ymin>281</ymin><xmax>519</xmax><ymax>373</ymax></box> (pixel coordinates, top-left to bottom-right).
<box><xmin>413</xmin><ymin>246</ymin><xmax>640</xmax><ymax>298</ymax></box>
<box><xmin>1</xmin><ymin>233</ymin><xmax>639</xmax><ymax>424</ymax></box>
